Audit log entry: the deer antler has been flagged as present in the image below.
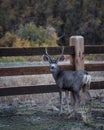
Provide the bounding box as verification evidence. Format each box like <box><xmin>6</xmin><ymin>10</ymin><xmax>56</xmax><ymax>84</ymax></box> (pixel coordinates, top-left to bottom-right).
<box><xmin>45</xmin><ymin>47</ymin><xmax>52</xmax><ymax>59</ymax></box>
<box><xmin>61</xmin><ymin>46</ymin><xmax>64</xmax><ymax>56</ymax></box>
<box><xmin>45</xmin><ymin>47</ymin><xmax>48</xmax><ymax>55</ymax></box>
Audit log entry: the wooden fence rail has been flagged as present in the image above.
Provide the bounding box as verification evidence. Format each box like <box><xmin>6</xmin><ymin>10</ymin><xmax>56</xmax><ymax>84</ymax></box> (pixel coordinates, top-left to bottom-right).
<box><xmin>0</xmin><ymin>81</ymin><xmax>104</xmax><ymax>97</ymax></box>
<box><xmin>0</xmin><ymin>63</ymin><xmax>104</xmax><ymax>76</ymax></box>
<box><xmin>0</xmin><ymin>36</ymin><xmax>104</xmax><ymax>97</ymax></box>
<box><xmin>0</xmin><ymin>45</ymin><xmax>104</xmax><ymax>57</ymax></box>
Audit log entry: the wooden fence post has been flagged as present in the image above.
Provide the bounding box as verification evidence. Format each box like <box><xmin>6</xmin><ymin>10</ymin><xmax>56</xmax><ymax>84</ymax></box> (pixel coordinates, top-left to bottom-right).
<box><xmin>69</xmin><ymin>36</ymin><xmax>84</xmax><ymax>70</ymax></box>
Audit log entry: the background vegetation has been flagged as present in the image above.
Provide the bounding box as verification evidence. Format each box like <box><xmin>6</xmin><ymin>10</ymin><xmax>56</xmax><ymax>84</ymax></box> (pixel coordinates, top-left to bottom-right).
<box><xmin>0</xmin><ymin>0</ymin><xmax>104</xmax><ymax>47</ymax></box>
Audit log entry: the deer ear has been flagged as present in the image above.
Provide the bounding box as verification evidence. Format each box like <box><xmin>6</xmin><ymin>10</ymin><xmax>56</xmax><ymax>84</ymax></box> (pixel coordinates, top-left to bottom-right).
<box><xmin>43</xmin><ymin>55</ymin><xmax>50</xmax><ymax>61</ymax></box>
<box><xmin>58</xmin><ymin>55</ymin><xmax>65</xmax><ymax>61</ymax></box>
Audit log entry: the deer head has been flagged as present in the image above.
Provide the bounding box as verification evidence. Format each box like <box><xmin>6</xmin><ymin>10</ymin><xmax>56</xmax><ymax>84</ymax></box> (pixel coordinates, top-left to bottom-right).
<box><xmin>43</xmin><ymin>47</ymin><xmax>65</xmax><ymax>72</ymax></box>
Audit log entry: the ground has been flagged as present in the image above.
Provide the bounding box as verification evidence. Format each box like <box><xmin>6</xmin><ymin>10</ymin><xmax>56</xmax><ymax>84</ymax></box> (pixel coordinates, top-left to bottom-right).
<box><xmin>0</xmin><ymin>62</ymin><xmax>104</xmax><ymax>130</ymax></box>
<box><xmin>0</xmin><ymin>97</ymin><xmax>104</xmax><ymax>130</ymax></box>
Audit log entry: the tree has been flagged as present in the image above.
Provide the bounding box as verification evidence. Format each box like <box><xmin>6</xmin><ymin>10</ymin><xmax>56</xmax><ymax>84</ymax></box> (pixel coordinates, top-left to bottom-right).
<box><xmin>0</xmin><ymin>0</ymin><xmax>104</xmax><ymax>45</ymax></box>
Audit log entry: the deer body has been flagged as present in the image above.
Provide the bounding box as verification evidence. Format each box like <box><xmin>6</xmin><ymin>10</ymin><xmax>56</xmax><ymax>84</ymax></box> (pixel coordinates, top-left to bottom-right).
<box><xmin>52</xmin><ymin>69</ymin><xmax>88</xmax><ymax>91</ymax></box>
<box><xmin>43</xmin><ymin>47</ymin><xmax>91</xmax><ymax>116</ymax></box>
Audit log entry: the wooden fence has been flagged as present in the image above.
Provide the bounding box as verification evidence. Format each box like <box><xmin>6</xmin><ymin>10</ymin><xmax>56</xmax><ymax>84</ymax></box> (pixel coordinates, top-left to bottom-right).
<box><xmin>0</xmin><ymin>36</ymin><xmax>104</xmax><ymax>97</ymax></box>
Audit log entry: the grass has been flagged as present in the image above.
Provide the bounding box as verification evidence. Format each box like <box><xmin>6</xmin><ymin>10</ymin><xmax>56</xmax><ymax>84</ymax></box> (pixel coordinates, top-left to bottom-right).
<box><xmin>0</xmin><ymin>94</ymin><xmax>103</xmax><ymax>130</ymax></box>
<box><xmin>0</xmin><ymin>56</ymin><xmax>42</xmax><ymax>62</ymax></box>
<box><xmin>0</xmin><ymin>57</ymin><xmax>26</xmax><ymax>62</ymax></box>
<box><xmin>0</xmin><ymin>106</ymin><xmax>103</xmax><ymax>130</ymax></box>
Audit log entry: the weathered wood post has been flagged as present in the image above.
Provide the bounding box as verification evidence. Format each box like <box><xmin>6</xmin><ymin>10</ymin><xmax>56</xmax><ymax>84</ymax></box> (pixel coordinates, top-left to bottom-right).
<box><xmin>69</xmin><ymin>36</ymin><xmax>84</xmax><ymax>70</ymax></box>
<box><xmin>69</xmin><ymin>36</ymin><xmax>86</xmax><ymax>113</ymax></box>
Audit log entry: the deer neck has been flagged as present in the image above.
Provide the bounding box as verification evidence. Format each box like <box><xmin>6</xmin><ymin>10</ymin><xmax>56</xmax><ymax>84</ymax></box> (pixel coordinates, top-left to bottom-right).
<box><xmin>51</xmin><ymin>67</ymin><xmax>61</xmax><ymax>81</ymax></box>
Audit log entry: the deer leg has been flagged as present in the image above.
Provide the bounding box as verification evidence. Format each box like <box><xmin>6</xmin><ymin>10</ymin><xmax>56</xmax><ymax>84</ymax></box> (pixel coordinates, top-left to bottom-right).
<box><xmin>68</xmin><ymin>91</ymin><xmax>80</xmax><ymax>118</ymax></box>
<box><xmin>84</xmin><ymin>89</ymin><xmax>92</xmax><ymax>119</ymax></box>
<box><xmin>81</xmin><ymin>84</ymin><xmax>92</xmax><ymax>122</ymax></box>
<box><xmin>81</xmin><ymin>90</ymin><xmax>92</xmax><ymax>122</ymax></box>
<box><xmin>74</xmin><ymin>91</ymin><xmax>81</xmax><ymax>110</ymax></box>
<box><xmin>59</xmin><ymin>89</ymin><xmax>63</xmax><ymax>115</ymax></box>
<box><xmin>65</xmin><ymin>91</ymin><xmax>70</xmax><ymax>113</ymax></box>
<box><xmin>83</xmin><ymin>84</ymin><xmax>92</xmax><ymax>113</ymax></box>
<box><xmin>70</xmin><ymin>91</ymin><xmax>76</xmax><ymax>106</ymax></box>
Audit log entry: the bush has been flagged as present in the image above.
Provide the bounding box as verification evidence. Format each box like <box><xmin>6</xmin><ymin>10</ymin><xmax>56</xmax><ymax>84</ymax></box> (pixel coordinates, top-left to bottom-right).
<box><xmin>16</xmin><ymin>23</ymin><xmax>58</xmax><ymax>47</ymax></box>
<box><xmin>0</xmin><ymin>32</ymin><xmax>16</xmax><ymax>47</ymax></box>
<box><xmin>13</xmin><ymin>38</ymin><xmax>31</xmax><ymax>47</ymax></box>
<box><xmin>0</xmin><ymin>23</ymin><xmax>58</xmax><ymax>47</ymax></box>
<box><xmin>16</xmin><ymin>23</ymin><xmax>45</xmax><ymax>44</ymax></box>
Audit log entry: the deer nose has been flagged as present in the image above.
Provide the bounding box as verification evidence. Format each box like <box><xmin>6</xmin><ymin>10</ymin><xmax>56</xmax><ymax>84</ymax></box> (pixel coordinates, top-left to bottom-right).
<box><xmin>50</xmin><ymin>64</ymin><xmax>55</xmax><ymax>69</ymax></box>
<box><xmin>51</xmin><ymin>66</ymin><xmax>54</xmax><ymax>69</ymax></box>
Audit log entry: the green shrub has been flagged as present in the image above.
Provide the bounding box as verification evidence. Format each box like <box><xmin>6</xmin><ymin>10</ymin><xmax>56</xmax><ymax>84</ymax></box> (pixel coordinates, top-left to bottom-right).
<box><xmin>16</xmin><ymin>23</ymin><xmax>58</xmax><ymax>47</ymax></box>
<box><xmin>16</xmin><ymin>23</ymin><xmax>45</xmax><ymax>44</ymax></box>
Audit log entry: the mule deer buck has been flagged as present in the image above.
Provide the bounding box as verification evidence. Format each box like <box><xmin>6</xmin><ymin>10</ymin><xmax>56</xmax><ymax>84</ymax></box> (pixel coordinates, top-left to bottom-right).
<box><xmin>43</xmin><ymin>47</ymin><xmax>91</xmax><ymax>117</ymax></box>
